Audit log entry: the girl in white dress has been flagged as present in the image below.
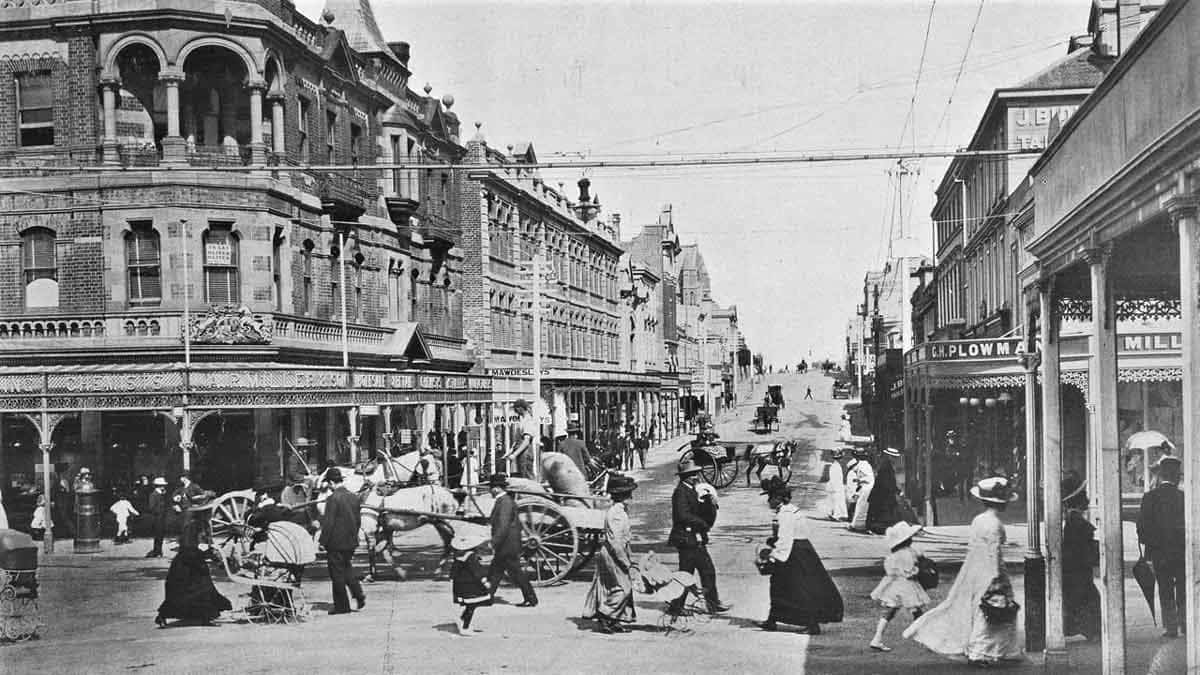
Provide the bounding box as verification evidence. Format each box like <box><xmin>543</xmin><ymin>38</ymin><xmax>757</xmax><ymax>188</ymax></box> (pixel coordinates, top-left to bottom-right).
<box><xmin>820</xmin><ymin>449</ymin><xmax>849</xmax><ymax>521</ymax></box>
<box><xmin>868</xmin><ymin>522</ymin><xmax>930</xmax><ymax>651</ymax></box>
<box><xmin>902</xmin><ymin>477</ymin><xmax>1024</xmax><ymax>667</ymax></box>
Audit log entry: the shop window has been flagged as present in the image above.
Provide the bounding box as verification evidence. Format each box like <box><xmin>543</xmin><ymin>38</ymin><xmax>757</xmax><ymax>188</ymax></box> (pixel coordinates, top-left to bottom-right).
<box><xmin>126</xmin><ymin>223</ymin><xmax>161</xmax><ymax>306</ymax></box>
<box><xmin>21</xmin><ymin>227</ymin><xmax>57</xmax><ymax>308</ymax></box>
<box><xmin>203</xmin><ymin>224</ymin><xmax>239</xmax><ymax>305</ymax></box>
<box><xmin>16</xmin><ymin>71</ymin><xmax>53</xmax><ymax>147</ymax></box>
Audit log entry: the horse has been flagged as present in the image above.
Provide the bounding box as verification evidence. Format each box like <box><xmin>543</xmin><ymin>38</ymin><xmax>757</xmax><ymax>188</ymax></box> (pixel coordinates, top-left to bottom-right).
<box><xmin>743</xmin><ymin>439</ymin><xmax>797</xmax><ymax>486</ymax></box>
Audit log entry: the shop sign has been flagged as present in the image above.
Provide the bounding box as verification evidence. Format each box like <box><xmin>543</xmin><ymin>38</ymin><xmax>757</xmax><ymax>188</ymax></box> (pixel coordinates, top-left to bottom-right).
<box><xmin>1007</xmin><ymin>104</ymin><xmax>1080</xmax><ymax>150</ymax></box>
<box><xmin>418</xmin><ymin>375</ymin><xmax>442</xmax><ymax>389</ymax></box>
<box><xmin>1121</xmin><ymin>333</ymin><xmax>1181</xmax><ymax>353</ymax></box>
<box><xmin>445</xmin><ymin>376</ymin><xmax>468</xmax><ymax>389</ymax></box>
<box><xmin>355</xmin><ymin>372</ymin><xmax>387</xmax><ymax>388</ymax></box>
<box><xmin>484</xmin><ymin>368</ymin><xmax>550</xmax><ymax>377</ymax></box>
<box><xmin>192</xmin><ymin>369</ymin><xmax>346</xmax><ymax>390</ymax></box>
<box><xmin>389</xmin><ymin>373</ymin><xmax>415</xmax><ymax>389</ymax></box>
<box><xmin>0</xmin><ymin>374</ymin><xmax>41</xmax><ymax>394</ymax></box>
<box><xmin>469</xmin><ymin>377</ymin><xmax>490</xmax><ymax>390</ymax></box>
<box><xmin>56</xmin><ymin>371</ymin><xmax>182</xmax><ymax>392</ymax></box>
<box><xmin>915</xmin><ymin>338</ymin><xmax>1024</xmax><ymax>363</ymax></box>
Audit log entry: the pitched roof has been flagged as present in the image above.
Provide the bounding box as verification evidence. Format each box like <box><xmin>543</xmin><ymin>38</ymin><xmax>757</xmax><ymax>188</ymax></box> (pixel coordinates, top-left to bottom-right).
<box><xmin>1014</xmin><ymin>46</ymin><xmax>1113</xmax><ymax>90</ymax></box>
<box><xmin>323</xmin><ymin>0</ymin><xmax>394</xmax><ymax>57</ymax></box>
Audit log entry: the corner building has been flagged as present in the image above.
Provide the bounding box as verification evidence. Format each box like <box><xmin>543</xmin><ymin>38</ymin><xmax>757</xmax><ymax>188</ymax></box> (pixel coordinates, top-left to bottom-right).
<box><xmin>0</xmin><ymin>0</ymin><xmax>491</xmax><ymax>500</ymax></box>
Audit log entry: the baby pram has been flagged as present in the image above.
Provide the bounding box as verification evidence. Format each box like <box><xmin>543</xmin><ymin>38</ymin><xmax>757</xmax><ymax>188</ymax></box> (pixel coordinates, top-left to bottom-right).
<box><xmin>636</xmin><ymin>551</ymin><xmax>707</xmax><ymax>635</ymax></box>
<box><xmin>217</xmin><ymin>520</ymin><xmax>317</xmax><ymax>624</ymax></box>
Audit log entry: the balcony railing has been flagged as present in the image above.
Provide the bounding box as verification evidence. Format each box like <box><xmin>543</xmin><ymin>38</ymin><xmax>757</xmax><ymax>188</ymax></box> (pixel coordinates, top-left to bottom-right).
<box><xmin>271</xmin><ymin>314</ymin><xmax>392</xmax><ymax>348</ymax></box>
<box><xmin>0</xmin><ymin>312</ymin><xmax>184</xmax><ymax>344</ymax></box>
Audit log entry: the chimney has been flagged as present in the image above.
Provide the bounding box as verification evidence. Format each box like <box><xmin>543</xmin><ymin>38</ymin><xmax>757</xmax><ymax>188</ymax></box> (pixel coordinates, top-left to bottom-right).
<box><xmin>611</xmin><ymin>214</ymin><xmax>621</xmax><ymax>241</ymax></box>
<box><xmin>388</xmin><ymin>41</ymin><xmax>411</xmax><ymax>66</ymax></box>
<box><xmin>577</xmin><ymin>177</ymin><xmax>592</xmax><ymax>204</ymax></box>
<box><xmin>1116</xmin><ymin>0</ymin><xmax>1141</xmax><ymax>56</ymax></box>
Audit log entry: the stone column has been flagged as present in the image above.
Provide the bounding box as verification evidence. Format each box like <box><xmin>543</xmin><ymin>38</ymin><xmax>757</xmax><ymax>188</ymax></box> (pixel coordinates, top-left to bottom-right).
<box><xmin>100</xmin><ymin>77</ymin><xmax>120</xmax><ymax>163</ymax></box>
<box><xmin>1170</xmin><ymin>195</ymin><xmax>1200</xmax><ymax>670</ymax></box>
<box><xmin>268</xmin><ymin>92</ymin><xmax>286</xmax><ymax>157</ymax></box>
<box><xmin>247</xmin><ymin>81</ymin><xmax>267</xmax><ymax>164</ymax></box>
<box><xmin>1084</xmin><ymin>245</ymin><xmax>1125</xmax><ymax>675</ymax></box>
<box><xmin>1021</xmin><ymin>351</ymin><xmax>1045</xmax><ymax>653</ymax></box>
<box><xmin>346</xmin><ymin>406</ymin><xmax>360</xmax><ymax>465</ymax></box>
<box><xmin>159</xmin><ymin>70</ymin><xmax>186</xmax><ymax>162</ymax></box>
<box><xmin>1039</xmin><ymin>278</ymin><xmax>1067</xmax><ymax>665</ymax></box>
<box><xmin>922</xmin><ymin>381</ymin><xmax>935</xmax><ymax>525</ymax></box>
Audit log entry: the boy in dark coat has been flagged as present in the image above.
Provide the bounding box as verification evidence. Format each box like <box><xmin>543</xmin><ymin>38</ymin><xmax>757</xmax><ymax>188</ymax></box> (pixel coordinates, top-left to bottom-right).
<box><xmin>319</xmin><ymin>468</ymin><xmax>365</xmax><ymax>615</ymax></box>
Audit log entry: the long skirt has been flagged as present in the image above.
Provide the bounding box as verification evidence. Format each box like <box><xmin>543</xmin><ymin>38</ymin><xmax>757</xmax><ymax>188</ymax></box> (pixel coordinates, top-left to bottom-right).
<box><xmin>1062</xmin><ymin>567</ymin><xmax>1100</xmax><ymax>639</ymax></box>
<box><xmin>582</xmin><ymin>547</ymin><xmax>635</xmax><ymax>623</ymax></box>
<box><xmin>768</xmin><ymin>540</ymin><xmax>843</xmax><ymax>626</ymax></box>
<box><xmin>156</xmin><ymin>547</ymin><xmax>232</xmax><ymax>623</ymax></box>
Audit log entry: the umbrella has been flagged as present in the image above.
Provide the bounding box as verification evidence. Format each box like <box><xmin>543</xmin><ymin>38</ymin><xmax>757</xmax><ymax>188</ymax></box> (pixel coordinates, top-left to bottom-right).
<box><xmin>1132</xmin><ymin>548</ymin><xmax>1157</xmax><ymax>624</ymax></box>
<box><xmin>1126</xmin><ymin>430</ymin><xmax>1175</xmax><ymax>452</ymax></box>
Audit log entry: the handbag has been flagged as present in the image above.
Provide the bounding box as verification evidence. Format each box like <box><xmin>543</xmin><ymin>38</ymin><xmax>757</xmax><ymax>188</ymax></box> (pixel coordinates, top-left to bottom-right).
<box><xmin>916</xmin><ymin>555</ymin><xmax>938</xmax><ymax>590</ymax></box>
<box><xmin>754</xmin><ymin>546</ymin><xmax>776</xmax><ymax>576</ymax></box>
<box><xmin>979</xmin><ymin>574</ymin><xmax>1020</xmax><ymax>624</ymax></box>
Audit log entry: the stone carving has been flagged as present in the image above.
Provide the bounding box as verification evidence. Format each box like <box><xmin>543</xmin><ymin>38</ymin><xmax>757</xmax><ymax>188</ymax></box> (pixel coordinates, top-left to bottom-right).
<box><xmin>187</xmin><ymin>305</ymin><xmax>272</xmax><ymax>345</ymax></box>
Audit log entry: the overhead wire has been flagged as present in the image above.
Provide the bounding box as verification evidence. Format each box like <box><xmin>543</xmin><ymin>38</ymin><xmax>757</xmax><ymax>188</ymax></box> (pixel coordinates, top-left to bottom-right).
<box><xmin>930</xmin><ymin>0</ymin><xmax>987</xmax><ymax>153</ymax></box>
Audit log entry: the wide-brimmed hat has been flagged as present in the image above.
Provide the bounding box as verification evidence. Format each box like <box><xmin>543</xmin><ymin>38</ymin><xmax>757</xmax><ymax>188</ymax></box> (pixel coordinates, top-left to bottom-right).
<box><xmin>884</xmin><ymin>522</ymin><xmax>923</xmax><ymax>551</ymax></box>
<box><xmin>325</xmin><ymin>468</ymin><xmax>343</xmax><ymax>484</ymax></box>
<box><xmin>152</xmin><ymin>477</ymin><xmax>168</xmax><ymax>486</ymax></box>
<box><xmin>487</xmin><ymin>473</ymin><xmax>509</xmax><ymax>488</ymax></box>
<box><xmin>1154</xmin><ymin>454</ymin><xmax>1182</xmax><ymax>470</ymax></box>
<box><xmin>676</xmin><ymin>460</ymin><xmax>703</xmax><ymax>476</ymax></box>
<box><xmin>451</xmin><ymin>525</ymin><xmax>490</xmax><ymax>551</ymax></box>
<box><xmin>883</xmin><ymin>447</ymin><xmax>901</xmax><ymax>458</ymax></box>
<box><xmin>607</xmin><ymin>474</ymin><xmax>637</xmax><ymax>496</ymax></box>
<box><xmin>970</xmin><ymin>476</ymin><xmax>1019</xmax><ymax>504</ymax></box>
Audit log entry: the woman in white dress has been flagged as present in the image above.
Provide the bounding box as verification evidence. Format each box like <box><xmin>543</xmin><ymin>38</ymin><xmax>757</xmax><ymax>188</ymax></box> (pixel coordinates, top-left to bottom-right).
<box><xmin>846</xmin><ymin>448</ymin><xmax>875</xmax><ymax>532</ymax></box>
<box><xmin>819</xmin><ymin>449</ymin><xmax>849</xmax><ymax>521</ymax></box>
<box><xmin>902</xmin><ymin>476</ymin><xmax>1023</xmax><ymax>667</ymax></box>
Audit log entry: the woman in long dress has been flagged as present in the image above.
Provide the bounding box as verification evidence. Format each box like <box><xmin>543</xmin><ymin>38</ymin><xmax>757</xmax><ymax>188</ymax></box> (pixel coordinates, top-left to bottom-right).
<box><xmin>1061</xmin><ymin>475</ymin><xmax>1100</xmax><ymax>641</ymax></box>
<box><xmin>903</xmin><ymin>476</ymin><xmax>1023</xmax><ymax>666</ymax></box>
<box><xmin>155</xmin><ymin>543</ymin><xmax>232</xmax><ymax>627</ymax></box>
<box><xmin>583</xmin><ymin>474</ymin><xmax>638</xmax><ymax>633</ymax></box>
<box><xmin>867</xmin><ymin>448</ymin><xmax>902</xmax><ymax>534</ymax></box>
<box><xmin>759</xmin><ymin>477</ymin><xmax>843</xmax><ymax>634</ymax></box>
<box><xmin>819</xmin><ymin>449</ymin><xmax>849</xmax><ymax>521</ymax></box>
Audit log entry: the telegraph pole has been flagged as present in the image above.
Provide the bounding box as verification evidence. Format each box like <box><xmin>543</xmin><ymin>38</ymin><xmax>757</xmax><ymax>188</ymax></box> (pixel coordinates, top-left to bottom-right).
<box><xmin>532</xmin><ymin>251</ymin><xmax>543</xmax><ymax>482</ymax></box>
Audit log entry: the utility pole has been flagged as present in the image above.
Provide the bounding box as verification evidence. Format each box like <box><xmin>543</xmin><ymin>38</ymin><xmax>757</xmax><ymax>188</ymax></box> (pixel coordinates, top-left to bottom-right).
<box><xmin>532</xmin><ymin>251</ymin><xmax>543</xmax><ymax>482</ymax></box>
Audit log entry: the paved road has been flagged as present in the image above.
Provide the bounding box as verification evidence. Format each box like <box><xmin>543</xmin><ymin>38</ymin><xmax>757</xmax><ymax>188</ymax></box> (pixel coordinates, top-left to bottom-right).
<box><xmin>5</xmin><ymin>370</ymin><xmax>1179</xmax><ymax>673</ymax></box>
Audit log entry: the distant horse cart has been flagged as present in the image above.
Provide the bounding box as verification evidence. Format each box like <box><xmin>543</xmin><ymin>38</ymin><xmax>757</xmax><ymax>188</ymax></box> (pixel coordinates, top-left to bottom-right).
<box><xmin>753</xmin><ymin>405</ymin><xmax>779</xmax><ymax>433</ymax></box>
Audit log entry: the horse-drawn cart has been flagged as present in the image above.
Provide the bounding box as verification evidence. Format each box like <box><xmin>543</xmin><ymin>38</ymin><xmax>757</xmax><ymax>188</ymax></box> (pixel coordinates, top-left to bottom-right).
<box><xmin>753</xmin><ymin>405</ymin><xmax>779</xmax><ymax>433</ymax></box>
<box><xmin>677</xmin><ymin>439</ymin><xmax>796</xmax><ymax>489</ymax></box>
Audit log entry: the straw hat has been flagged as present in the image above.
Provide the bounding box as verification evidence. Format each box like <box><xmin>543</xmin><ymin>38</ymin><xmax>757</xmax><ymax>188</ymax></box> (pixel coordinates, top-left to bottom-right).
<box><xmin>970</xmin><ymin>476</ymin><xmax>1019</xmax><ymax>504</ymax></box>
<box><xmin>883</xmin><ymin>447</ymin><xmax>901</xmax><ymax>458</ymax></box>
<box><xmin>152</xmin><ymin>477</ymin><xmax>168</xmax><ymax>486</ymax></box>
<box><xmin>676</xmin><ymin>459</ymin><xmax>703</xmax><ymax>476</ymax></box>
<box><xmin>883</xmin><ymin>522</ymin><xmax>923</xmax><ymax>551</ymax></box>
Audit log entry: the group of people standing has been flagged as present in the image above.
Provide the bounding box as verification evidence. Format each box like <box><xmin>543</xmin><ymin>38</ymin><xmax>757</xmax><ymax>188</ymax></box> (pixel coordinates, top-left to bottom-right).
<box><xmin>817</xmin><ymin>441</ymin><xmax>904</xmax><ymax>535</ymax></box>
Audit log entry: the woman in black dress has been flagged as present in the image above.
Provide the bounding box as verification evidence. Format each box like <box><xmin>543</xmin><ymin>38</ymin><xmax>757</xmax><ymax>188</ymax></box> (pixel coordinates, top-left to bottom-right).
<box><xmin>1061</xmin><ymin>474</ymin><xmax>1100</xmax><ymax>641</ymax></box>
<box><xmin>155</xmin><ymin>544</ymin><xmax>231</xmax><ymax>627</ymax></box>
<box><xmin>759</xmin><ymin>477</ymin><xmax>843</xmax><ymax>633</ymax></box>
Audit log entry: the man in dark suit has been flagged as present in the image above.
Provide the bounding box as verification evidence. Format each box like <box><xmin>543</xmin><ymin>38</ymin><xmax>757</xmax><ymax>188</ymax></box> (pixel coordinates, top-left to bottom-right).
<box><xmin>668</xmin><ymin>460</ymin><xmax>730</xmax><ymax>614</ymax></box>
<box><xmin>319</xmin><ymin>468</ymin><xmax>365</xmax><ymax>615</ymax></box>
<box><xmin>144</xmin><ymin>477</ymin><xmax>169</xmax><ymax>558</ymax></box>
<box><xmin>486</xmin><ymin>473</ymin><xmax>537</xmax><ymax>607</ymax></box>
<box><xmin>558</xmin><ymin>422</ymin><xmax>591</xmax><ymax>477</ymax></box>
<box><xmin>1138</xmin><ymin>455</ymin><xmax>1186</xmax><ymax>637</ymax></box>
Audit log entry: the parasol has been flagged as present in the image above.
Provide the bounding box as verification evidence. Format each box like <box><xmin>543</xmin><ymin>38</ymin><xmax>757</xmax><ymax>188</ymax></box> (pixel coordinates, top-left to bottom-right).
<box><xmin>1133</xmin><ymin>545</ymin><xmax>1157</xmax><ymax>624</ymax></box>
<box><xmin>1125</xmin><ymin>430</ymin><xmax>1175</xmax><ymax>452</ymax></box>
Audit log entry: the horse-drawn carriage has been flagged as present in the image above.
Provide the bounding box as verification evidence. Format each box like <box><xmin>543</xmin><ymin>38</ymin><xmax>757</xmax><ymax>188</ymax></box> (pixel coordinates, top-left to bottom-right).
<box><xmin>677</xmin><ymin>437</ymin><xmax>796</xmax><ymax>489</ymax></box>
<box><xmin>0</xmin><ymin>529</ymin><xmax>40</xmax><ymax>642</ymax></box>
<box><xmin>753</xmin><ymin>405</ymin><xmax>779</xmax><ymax>433</ymax></box>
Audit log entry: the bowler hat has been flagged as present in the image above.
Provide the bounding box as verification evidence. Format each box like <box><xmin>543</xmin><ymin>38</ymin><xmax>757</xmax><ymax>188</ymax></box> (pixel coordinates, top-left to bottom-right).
<box><xmin>607</xmin><ymin>474</ymin><xmax>637</xmax><ymax>496</ymax></box>
<box><xmin>325</xmin><ymin>468</ymin><xmax>343</xmax><ymax>484</ymax></box>
<box><xmin>1155</xmin><ymin>454</ymin><xmax>1182</xmax><ymax>470</ymax></box>
<box><xmin>487</xmin><ymin>473</ymin><xmax>509</xmax><ymax>488</ymax></box>
<box><xmin>676</xmin><ymin>459</ymin><xmax>703</xmax><ymax>476</ymax></box>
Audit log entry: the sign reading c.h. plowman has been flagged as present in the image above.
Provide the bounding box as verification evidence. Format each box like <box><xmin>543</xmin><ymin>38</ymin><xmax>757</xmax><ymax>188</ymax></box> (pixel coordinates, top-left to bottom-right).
<box><xmin>925</xmin><ymin>338</ymin><xmax>1025</xmax><ymax>361</ymax></box>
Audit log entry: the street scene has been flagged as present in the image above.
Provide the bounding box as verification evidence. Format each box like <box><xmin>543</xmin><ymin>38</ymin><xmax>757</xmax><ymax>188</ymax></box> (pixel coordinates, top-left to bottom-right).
<box><xmin>3</xmin><ymin>0</ymin><xmax>1200</xmax><ymax>673</ymax></box>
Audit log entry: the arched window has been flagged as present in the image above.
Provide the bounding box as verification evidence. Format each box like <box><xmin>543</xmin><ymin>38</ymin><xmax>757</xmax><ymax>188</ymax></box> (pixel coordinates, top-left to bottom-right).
<box><xmin>203</xmin><ymin>224</ymin><xmax>239</xmax><ymax>305</ymax></box>
<box><xmin>126</xmin><ymin>222</ymin><xmax>161</xmax><ymax>306</ymax></box>
<box><xmin>22</xmin><ymin>226</ymin><xmax>57</xmax><ymax>308</ymax></box>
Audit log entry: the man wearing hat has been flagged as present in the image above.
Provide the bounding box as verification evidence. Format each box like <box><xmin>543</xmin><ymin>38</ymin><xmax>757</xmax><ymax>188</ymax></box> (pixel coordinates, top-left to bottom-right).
<box><xmin>319</xmin><ymin>468</ymin><xmax>366</xmax><ymax>615</ymax></box>
<box><xmin>502</xmin><ymin>399</ymin><xmax>538</xmax><ymax>479</ymax></box>
<box><xmin>486</xmin><ymin>474</ymin><xmax>538</xmax><ymax>607</ymax></box>
<box><xmin>846</xmin><ymin>447</ymin><xmax>876</xmax><ymax>533</ymax></box>
<box><xmin>1138</xmin><ymin>455</ymin><xmax>1186</xmax><ymax>638</ymax></box>
<box><xmin>558</xmin><ymin>421</ymin><xmax>591</xmax><ymax>477</ymax></box>
<box><xmin>145</xmin><ymin>477</ymin><xmax>170</xmax><ymax>558</ymax></box>
<box><xmin>668</xmin><ymin>460</ymin><xmax>730</xmax><ymax>614</ymax></box>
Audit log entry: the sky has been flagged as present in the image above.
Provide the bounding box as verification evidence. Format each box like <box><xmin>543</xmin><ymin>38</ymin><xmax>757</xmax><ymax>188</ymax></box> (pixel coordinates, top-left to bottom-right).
<box><xmin>296</xmin><ymin>0</ymin><xmax>1088</xmax><ymax>365</ymax></box>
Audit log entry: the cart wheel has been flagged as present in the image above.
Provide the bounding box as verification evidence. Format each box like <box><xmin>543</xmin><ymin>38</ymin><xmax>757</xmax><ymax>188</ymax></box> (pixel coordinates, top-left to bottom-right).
<box><xmin>702</xmin><ymin>458</ymin><xmax>739</xmax><ymax>489</ymax></box>
<box><xmin>209</xmin><ymin>492</ymin><xmax>255</xmax><ymax>560</ymax></box>
<box><xmin>516</xmin><ymin>498</ymin><xmax>579</xmax><ymax>587</ymax></box>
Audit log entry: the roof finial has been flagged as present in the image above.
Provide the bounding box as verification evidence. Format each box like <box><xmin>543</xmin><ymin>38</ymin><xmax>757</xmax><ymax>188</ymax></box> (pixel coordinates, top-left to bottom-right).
<box><xmin>322</xmin><ymin>8</ymin><xmax>335</xmax><ymax>24</ymax></box>
<box><xmin>424</xmin><ymin>82</ymin><xmax>433</xmax><ymax>95</ymax></box>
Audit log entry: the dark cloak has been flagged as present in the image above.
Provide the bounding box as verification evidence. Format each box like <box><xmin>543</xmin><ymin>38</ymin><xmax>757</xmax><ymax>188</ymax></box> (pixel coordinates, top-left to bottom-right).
<box><xmin>156</xmin><ymin>547</ymin><xmax>232</xmax><ymax>624</ymax></box>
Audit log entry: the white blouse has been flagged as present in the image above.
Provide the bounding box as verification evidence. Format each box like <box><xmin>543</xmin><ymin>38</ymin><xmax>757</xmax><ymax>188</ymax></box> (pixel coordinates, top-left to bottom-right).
<box><xmin>770</xmin><ymin>503</ymin><xmax>809</xmax><ymax>561</ymax></box>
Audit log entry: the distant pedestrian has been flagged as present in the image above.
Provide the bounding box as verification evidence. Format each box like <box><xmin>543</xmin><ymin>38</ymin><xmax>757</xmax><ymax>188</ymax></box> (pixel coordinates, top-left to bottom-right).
<box><xmin>109</xmin><ymin>494</ymin><xmax>139</xmax><ymax>545</ymax></box>
<box><xmin>868</xmin><ymin>522</ymin><xmax>929</xmax><ymax>651</ymax></box>
<box><xmin>487</xmin><ymin>474</ymin><xmax>538</xmax><ymax>607</ymax></box>
<box><xmin>1061</xmin><ymin>475</ymin><xmax>1100</xmax><ymax>641</ymax></box>
<box><xmin>450</xmin><ymin>526</ymin><xmax>493</xmax><ymax>636</ymax></box>
<box><xmin>319</xmin><ymin>468</ymin><xmax>366</xmax><ymax>615</ymax></box>
<box><xmin>559</xmin><ymin>422</ymin><xmax>591</xmax><ymax>477</ymax></box>
<box><xmin>633</xmin><ymin>432</ymin><xmax>650</xmax><ymax>470</ymax></box>
<box><xmin>758</xmin><ymin>476</ymin><xmax>842</xmax><ymax>633</ymax></box>
<box><xmin>867</xmin><ymin>448</ymin><xmax>903</xmax><ymax>534</ymax></box>
<box><xmin>461</xmin><ymin>447</ymin><xmax>481</xmax><ymax>488</ymax></box>
<box><xmin>1138</xmin><ymin>455</ymin><xmax>1186</xmax><ymax>638</ymax></box>
<box><xmin>846</xmin><ymin>448</ymin><xmax>875</xmax><ymax>532</ymax></box>
<box><xmin>145</xmin><ymin>477</ymin><xmax>169</xmax><ymax>558</ymax></box>
<box><xmin>804</xmin><ymin>387</ymin><xmax>813</xmax><ymax>400</ymax></box>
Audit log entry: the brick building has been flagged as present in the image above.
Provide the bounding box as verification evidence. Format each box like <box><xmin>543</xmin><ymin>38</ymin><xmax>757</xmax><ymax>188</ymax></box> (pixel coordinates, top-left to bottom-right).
<box><xmin>0</xmin><ymin>0</ymin><xmax>491</xmax><ymax>507</ymax></box>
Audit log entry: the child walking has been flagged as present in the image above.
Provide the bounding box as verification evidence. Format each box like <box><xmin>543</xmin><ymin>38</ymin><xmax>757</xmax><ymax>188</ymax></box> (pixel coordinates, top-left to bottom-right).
<box><xmin>868</xmin><ymin>522</ymin><xmax>930</xmax><ymax>652</ymax></box>
<box><xmin>109</xmin><ymin>493</ymin><xmax>139</xmax><ymax>544</ymax></box>
<box><xmin>450</xmin><ymin>527</ymin><xmax>492</xmax><ymax>636</ymax></box>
